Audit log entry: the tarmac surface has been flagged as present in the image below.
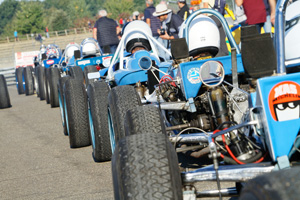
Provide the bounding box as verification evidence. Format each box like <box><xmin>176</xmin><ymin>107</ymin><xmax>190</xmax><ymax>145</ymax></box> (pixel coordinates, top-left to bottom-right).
<box><xmin>0</xmin><ymin>86</ymin><xmax>113</xmax><ymax>200</ymax></box>
<box><xmin>0</xmin><ymin>86</ymin><xmax>236</xmax><ymax>200</ymax></box>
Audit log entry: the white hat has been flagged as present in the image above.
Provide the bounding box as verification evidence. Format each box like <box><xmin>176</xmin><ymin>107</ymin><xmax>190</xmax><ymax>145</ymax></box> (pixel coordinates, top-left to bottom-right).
<box><xmin>153</xmin><ymin>4</ymin><xmax>172</xmax><ymax>17</ymax></box>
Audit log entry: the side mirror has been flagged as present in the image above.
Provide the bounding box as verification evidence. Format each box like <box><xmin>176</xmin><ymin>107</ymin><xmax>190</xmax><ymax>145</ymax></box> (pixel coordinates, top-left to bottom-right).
<box><xmin>199</xmin><ymin>61</ymin><xmax>225</xmax><ymax>87</ymax></box>
<box><xmin>138</xmin><ymin>56</ymin><xmax>152</xmax><ymax>71</ymax></box>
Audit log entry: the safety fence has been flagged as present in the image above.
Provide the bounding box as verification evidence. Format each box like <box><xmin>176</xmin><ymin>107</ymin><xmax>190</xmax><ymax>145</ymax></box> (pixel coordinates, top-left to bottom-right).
<box><xmin>0</xmin><ymin>27</ymin><xmax>93</xmax><ymax>44</ymax></box>
<box><xmin>0</xmin><ymin>67</ymin><xmax>16</xmax><ymax>86</ymax></box>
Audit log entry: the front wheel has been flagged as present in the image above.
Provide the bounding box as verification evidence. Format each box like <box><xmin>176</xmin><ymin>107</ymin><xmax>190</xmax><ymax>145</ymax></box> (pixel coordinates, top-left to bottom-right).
<box><xmin>87</xmin><ymin>81</ymin><xmax>111</xmax><ymax>162</ymax></box>
<box><xmin>0</xmin><ymin>75</ymin><xmax>11</xmax><ymax>109</ymax></box>
<box><xmin>108</xmin><ymin>85</ymin><xmax>141</xmax><ymax>144</ymax></box>
<box><xmin>23</xmin><ymin>66</ymin><xmax>34</xmax><ymax>95</ymax></box>
<box><xmin>48</xmin><ymin>67</ymin><xmax>60</xmax><ymax>107</ymax></box>
<box><xmin>15</xmin><ymin>67</ymin><xmax>24</xmax><ymax>95</ymax></box>
<box><xmin>58</xmin><ymin>76</ymin><xmax>71</xmax><ymax>135</ymax></box>
<box><xmin>112</xmin><ymin>133</ymin><xmax>183</xmax><ymax>200</ymax></box>
<box><xmin>64</xmin><ymin>78</ymin><xmax>91</xmax><ymax>148</ymax></box>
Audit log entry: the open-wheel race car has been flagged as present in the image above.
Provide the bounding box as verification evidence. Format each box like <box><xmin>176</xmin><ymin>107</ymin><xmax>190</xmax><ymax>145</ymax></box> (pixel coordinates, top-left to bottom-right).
<box><xmin>110</xmin><ymin>1</ymin><xmax>300</xmax><ymax>199</ymax></box>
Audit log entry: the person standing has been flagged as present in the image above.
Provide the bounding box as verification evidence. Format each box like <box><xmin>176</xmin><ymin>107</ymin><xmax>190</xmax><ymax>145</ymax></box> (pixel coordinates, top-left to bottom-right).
<box><xmin>263</xmin><ymin>0</ymin><xmax>276</xmax><ymax>33</ymax></box>
<box><xmin>153</xmin><ymin>3</ymin><xmax>184</xmax><ymax>48</ymax></box>
<box><xmin>144</xmin><ymin>0</ymin><xmax>161</xmax><ymax>38</ymax></box>
<box><xmin>177</xmin><ymin>0</ymin><xmax>190</xmax><ymax>20</ymax></box>
<box><xmin>14</xmin><ymin>30</ymin><xmax>18</xmax><ymax>42</ymax></box>
<box><xmin>45</xmin><ymin>26</ymin><xmax>49</xmax><ymax>38</ymax></box>
<box><xmin>93</xmin><ymin>10</ymin><xmax>120</xmax><ymax>54</ymax></box>
<box><xmin>235</xmin><ymin>0</ymin><xmax>267</xmax><ymax>34</ymax></box>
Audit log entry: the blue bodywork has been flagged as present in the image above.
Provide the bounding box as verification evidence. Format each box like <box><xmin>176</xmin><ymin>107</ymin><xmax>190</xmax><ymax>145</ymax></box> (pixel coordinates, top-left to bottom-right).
<box><xmin>177</xmin><ymin>54</ymin><xmax>244</xmax><ymax>99</ymax></box>
<box><xmin>256</xmin><ymin>72</ymin><xmax>300</xmax><ymax>161</ymax></box>
<box><xmin>111</xmin><ymin>50</ymin><xmax>171</xmax><ymax>86</ymax></box>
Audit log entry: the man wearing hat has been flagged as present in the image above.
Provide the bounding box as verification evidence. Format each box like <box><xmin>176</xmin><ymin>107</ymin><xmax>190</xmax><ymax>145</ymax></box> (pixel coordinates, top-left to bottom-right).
<box><xmin>177</xmin><ymin>0</ymin><xmax>190</xmax><ymax>20</ymax></box>
<box><xmin>153</xmin><ymin>3</ymin><xmax>183</xmax><ymax>49</ymax></box>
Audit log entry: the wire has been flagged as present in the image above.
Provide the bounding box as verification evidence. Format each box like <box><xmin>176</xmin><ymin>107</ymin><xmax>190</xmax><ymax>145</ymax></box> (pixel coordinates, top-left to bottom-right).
<box><xmin>173</xmin><ymin>127</ymin><xmax>208</xmax><ymax>148</ymax></box>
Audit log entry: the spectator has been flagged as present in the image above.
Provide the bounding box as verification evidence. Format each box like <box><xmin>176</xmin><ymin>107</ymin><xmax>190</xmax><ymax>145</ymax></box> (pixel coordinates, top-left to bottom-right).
<box><xmin>153</xmin><ymin>3</ymin><xmax>184</xmax><ymax>49</ymax></box>
<box><xmin>235</xmin><ymin>0</ymin><xmax>267</xmax><ymax>34</ymax></box>
<box><xmin>119</xmin><ymin>18</ymin><xmax>124</xmax><ymax>28</ymax></box>
<box><xmin>93</xmin><ymin>9</ymin><xmax>120</xmax><ymax>54</ymax></box>
<box><xmin>45</xmin><ymin>26</ymin><xmax>49</xmax><ymax>38</ymax></box>
<box><xmin>88</xmin><ymin>20</ymin><xmax>92</xmax><ymax>29</ymax></box>
<box><xmin>263</xmin><ymin>0</ymin><xmax>276</xmax><ymax>33</ymax></box>
<box><xmin>14</xmin><ymin>30</ymin><xmax>18</xmax><ymax>42</ymax></box>
<box><xmin>144</xmin><ymin>0</ymin><xmax>161</xmax><ymax>38</ymax></box>
<box><xmin>133</xmin><ymin>11</ymin><xmax>140</xmax><ymax>21</ymax></box>
<box><xmin>177</xmin><ymin>0</ymin><xmax>190</xmax><ymax>20</ymax></box>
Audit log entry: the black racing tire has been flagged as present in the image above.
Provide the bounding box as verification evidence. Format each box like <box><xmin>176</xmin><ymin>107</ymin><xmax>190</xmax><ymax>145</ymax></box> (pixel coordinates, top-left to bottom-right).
<box><xmin>84</xmin><ymin>65</ymin><xmax>98</xmax><ymax>86</ymax></box>
<box><xmin>58</xmin><ymin>76</ymin><xmax>71</xmax><ymax>135</ymax></box>
<box><xmin>240</xmin><ymin>167</ymin><xmax>300</xmax><ymax>200</ymax></box>
<box><xmin>23</xmin><ymin>66</ymin><xmax>34</xmax><ymax>95</ymax></box>
<box><xmin>87</xmin><ymin>81</ymin><xmax>112</xmax><ymax>162</ymax></box>
<box><xmin>70</xmin><ymin>66</ymin><xmax>84</xmax><ymax>82</ymax></box>
<box><xmin>48</xmin><ymin>67</ymin><xmax>60</xmax><ymax>107</ymax></box>
<box><xmin>0</xmin><ymin>75</ymin><xmax>11</xmax><ymax>109</ymax></box>
<box><xmin>108</xmin><ymin>85</ymin><xmax>141</xmax><ymax>143</ymax></box>
<box><xmin>64</xmin><ymin>78</ymin><xmax>91</xmax><ymax>148</ymax></box>
<box><xmin>45</xmin><ymin>67</ymin><xmax>50</xmax><ymax>104</ymax></box>
<box><xmin>112</xmin><ymin>133</ymin><xmax>183</xmax><ymax>200</ymax></box>
<box><xmin>15</xmin><ymin>67</ymin><xmax>24</xmax><ymax>95</ymax></box>
<box><xmin>124</xmin><ymin>105</ymin><xmax>165</xmax><ymax>136</ymax></box>
<box><xmin>33</xmin><ymin>66</ymin><xmax>40</xmax><ymax>97</ymax></box>
<box><xmin>37</xmin><ymin>66</ymin><xmax>46</xmax><ymax>100</ymax></box>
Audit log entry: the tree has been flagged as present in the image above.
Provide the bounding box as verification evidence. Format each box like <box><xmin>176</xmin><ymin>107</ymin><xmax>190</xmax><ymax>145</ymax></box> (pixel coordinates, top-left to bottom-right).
<box><xmin>0</xmin><ymin>0</ymin><xmax>20</xmax><ymax>36</ymax></box>
<box><xmin>85</xmin><ymin>0</ymin><xmax>106</xmax><ymax>17</ymax></box>
<box><xmin>15</xmin><ymin>1</ymin><xmax>45</xmax><ymax>34</ymax></box>
<box><xmin>67</xmin><ymin>0</ymin><xmax>91</xmax><ymax>22</ymax></box>
<box><xmin>43</xmin><ymin>0</ymin><xmax>71</xmax><ymax>12</ymax></box>
<box><xmin>104</xmin><ymin>0</ymin><xmax>134</xmax><ymax>20</ymax></box>
<box><xmin>49</xmin><ymin>9</ymin><xmax>71</xmax><ymax>31</ymax></box>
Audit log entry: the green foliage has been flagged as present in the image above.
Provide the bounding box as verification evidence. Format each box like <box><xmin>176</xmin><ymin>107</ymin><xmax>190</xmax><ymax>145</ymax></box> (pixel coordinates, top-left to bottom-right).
<box><xmin>104</xmin><ymin>0</ymin><xmax>134</xmax><ymax>20</ymax></box>
<box><xmin>3</xmin><ymin>1</ymin><xmax>45</xmax><ymax>36</ymax></box>
<box><xmin>0</xmin><ymin>0</ymin><xmax>20</xmax><ymax>36</ymax></box>
<box><xmin>67</xmin><ymin>0</ymin><xmax>91</xmax><ymax>22</ymax></box>
<box><xmin>85</xmin><ymin>0</ymin><xmax>106</xmax><ymax>17</ymax></box>
<box><xmin>43</xmin><ymin>0</ymin><xmax>71</xmax><ymax>12</ymax></box>
<box><xmin>49</xmin><ymin>9</ymin><xmax>71</xmax><ymax>31</ymax></box>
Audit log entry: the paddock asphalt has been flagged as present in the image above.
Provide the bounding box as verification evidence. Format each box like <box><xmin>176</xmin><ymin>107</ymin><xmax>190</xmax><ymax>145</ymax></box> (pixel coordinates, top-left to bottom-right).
<box><xmin>0</xmin><ymin>86</ymin><xmax>236</xmax><ymax>200</ymax></box>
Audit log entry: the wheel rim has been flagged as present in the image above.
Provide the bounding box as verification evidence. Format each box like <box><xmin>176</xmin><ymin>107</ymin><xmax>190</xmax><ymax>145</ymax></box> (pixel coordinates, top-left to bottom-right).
<box><xmin>108</xmin><ymin>107</ymin><xmax>116</xmax><ymax>153</ymax></box>
<box><xmin>64</xmin><ymin>94</ymin><xmax>69</xmax><ymax>136</ymax></box>
<box><xmin>88</xmin><ymin>109</ymin><xmax>96</xmax><ymax>150</ymax></box>
<box><xmin>58</xmin><ymin>89</ymin><xmax>65</xmax><ymax>127</ymax></box>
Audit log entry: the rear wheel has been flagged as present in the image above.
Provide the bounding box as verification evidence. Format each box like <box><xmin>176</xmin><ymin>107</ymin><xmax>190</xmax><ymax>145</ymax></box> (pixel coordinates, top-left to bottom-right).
<box><xmin>58</xmin><ymin>76</ymin><xmax>71</xmax><ymax>135</ymax></box>
<box><xmin>240</xmin><ymin>167</ymin><xmax>300</xmax><ymax>200</ymax></box>
<box><xmin>87</xmin><ymin>81</ymin><xmax>111</xmax><ymax>162</ymax></box>
<box><xmin>48</xmin><ymin>67</ymin><xmax>60</xmax><ymax>107</ymax></box>
<box><xmin>112</xmin><ymin>133</ymin><xmax>183</xmax><ymax>200</ymax></box>
<box><xmin>84</xmin><ymin>65</ymin><xmax>98</xmax><ymax>86</ymax></box>
<box><xmin>0</xmin><ymin>75</ymin><xmax>11</xmax><ymax>109</ymax></box>
<box><xmin>64</xmin><ymin>78</ymin><xmax>91</xmax><ymax>148</ymax></box>
<box><xmin>37</xmin><ymin>66</ymin><xmax>46</xmax><ymax>100</ymax></box>
<box><xmin>23</xmin><ymin>66</ymin><xmax>34</xmax><ymax>95</ymax></box>
<box><xmin>70</xmin><ymin>66</ymin><xmax>84</xmax><ymax>82</ymax></box>
<box><xmin>108</xmin><ymin>85</ymin><xmax>141</xmax><ymax>146</ymax></box>
<box><xmin>15</xmin><ymin>67</ymin><xmax>24</xmax><ymax>94</ymax></box>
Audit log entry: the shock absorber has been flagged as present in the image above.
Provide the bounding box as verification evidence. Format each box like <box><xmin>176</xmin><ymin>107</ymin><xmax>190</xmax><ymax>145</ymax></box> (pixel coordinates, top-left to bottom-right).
<box><xmin>209</xmin><ymin>87</ymin><xmax>229</xmax><ymax>127</ymax></box>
